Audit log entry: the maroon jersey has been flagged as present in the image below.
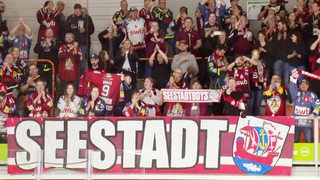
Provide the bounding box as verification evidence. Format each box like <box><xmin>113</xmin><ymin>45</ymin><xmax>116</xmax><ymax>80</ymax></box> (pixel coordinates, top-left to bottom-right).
<box><xmin>0</xmin><ymin>64</ymin><xmax>20</xmax><ymax>94</ymax></box>
<box><xmin>228</xmin><ymin>66</ymin><xmax>251</xmax><ymax>97</ymax></box>
<box><xmin>26</xmin><ymin>92</ymin><xmax>53</xmax><ymax>117</ymax></box>
<box><xmin>176</xmin><ymin>29</ymin><xmax>201</xmax><ymax>55</ymax></box>
<box><xmin>249</xmin><ymin>62</ymin><xmax>267</xmax><ymax>89</ymax></box>
<box><xmin>78</xmin><ymin>68</ymin><xmax>107</xmax><ymax>97</ymax></box>
<box><xmin>139</xmin><ymin>8</ymin><xmax>153</xmax><ymax>32</ymax></box>
<box><xmin>78</xmin><ymin>72</ymin><xmax>122</xmax><ymax>112</ymax></box>
<box><xmin>145</xmin><ymin>32</ymin><xmax>166</xmax><ymax>58</ymax></box>
<box><xmin>58</xmin><ymin>44</ymin><xmax>82</xmax><ymax>81</ymax></box>
<box><xmin>264</xmin><ymin>85</ymin><xmax>288</xmax><ymax>116</ymax></box>
<box><xmin>0</xmin><ymin>94</ymin><xmax>16</xmax><ymax>118</ymax></box>
<box><xmin>37</xmin><ymin>8</ymin><xmax>60</xmax><ymax>40</ymax></box>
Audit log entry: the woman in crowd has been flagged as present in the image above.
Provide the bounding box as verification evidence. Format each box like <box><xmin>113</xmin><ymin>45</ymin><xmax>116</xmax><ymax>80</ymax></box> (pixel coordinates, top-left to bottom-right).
<box><xmin>287</xmin><ymin>12</ymin><xmax>301</xmax><ymax>34</ymax></box>
<box><xmin>122</xmin><ymin>90</ymin><xmax>147</xmax><ymax>117</ymax></box>
<box><xmin>114</xmin><ymin>39</ymin><xmax>139</xmax><ymax>87</ymax></box>
<box><xmin>139</xmin><ymin>77</ymin><xmax>163</xmax><ymax>116</ymax></box>
<box><xmin>57</xmin><ymin>83</ymin><xmax>83</xmax><ymax>118</ymax></box>
<box><xmin>254</xmin><ymin>30</ymin><xmax>274</xmax><ymax>81</ymax></box>
<box><xmin>99</xmin><ymin>50</ymin><xmax>113</xmax><ymax>73</ymax></box>
<box><xmin>287</xmin><ymin>30</ymin><xmax>306</xmax><ymax>102</ymax></box>
<box><xmin>83</xmin><ymin>86</ymin><xmax>106</xmax><ymax>117</ymax></box>
<box><xmin>149</xmin><ymin>44</ymin><xmax>170</xmax><ymax>90</ymax></box>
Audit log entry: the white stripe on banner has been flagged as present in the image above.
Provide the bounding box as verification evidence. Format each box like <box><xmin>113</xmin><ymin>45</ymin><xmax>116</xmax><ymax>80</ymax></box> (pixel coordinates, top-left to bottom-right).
<box><xmin>7</xmin><ymin>121</ymin><xmax>294</xmax><ymax>134</ymax></box>
<box><xmin>8</xmin><ymin>156</ymin><xmax>292</xmax><ymax>167</ymax></box>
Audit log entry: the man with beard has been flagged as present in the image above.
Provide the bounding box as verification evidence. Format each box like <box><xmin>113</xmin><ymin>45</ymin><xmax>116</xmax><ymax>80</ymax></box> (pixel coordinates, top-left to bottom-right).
<box><xmin>57</xmin><ymin>33</ymin><xmax>82</xmax><ymax>97</ymax></box>
<box><xmin>264</xmin><ymin>73</ymin><xmax>288</xmax><ymax>116</ymax></box>
<box><xmin>171</xmin><ymin>40</ymin><xmax>199</xmax><ymax>76</ymax></box>
<box><xmin>65</xmin><ymin>3</ymin><xmax>95</xmax><ymax>75</ymax></box>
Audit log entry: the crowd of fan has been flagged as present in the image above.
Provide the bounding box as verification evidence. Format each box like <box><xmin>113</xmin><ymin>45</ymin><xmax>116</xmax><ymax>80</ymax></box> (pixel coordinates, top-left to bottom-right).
<box><xmin>1</xmin><ymin>0</ymin><xmax>320</xmax><ymax>142</ymax></box>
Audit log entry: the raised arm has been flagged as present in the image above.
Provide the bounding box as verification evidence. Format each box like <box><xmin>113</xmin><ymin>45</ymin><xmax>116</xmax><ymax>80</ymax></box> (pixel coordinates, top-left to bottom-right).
<box><xmin>9</xmin><ymin>22</ymin><xmax>21</xmax><ymax>39</ymax></box>
<box><xmin>20</xmin><ymin>19</ymin><xmax>33</xmax><ymax>38</ymax></box>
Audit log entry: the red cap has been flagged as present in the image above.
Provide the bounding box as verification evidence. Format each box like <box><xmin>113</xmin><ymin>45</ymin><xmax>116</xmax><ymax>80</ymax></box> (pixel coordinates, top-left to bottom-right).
<box><xmin>0</xmin><ymin>83</ymin><xmax>7</xmax><ymax>92</ymax></box>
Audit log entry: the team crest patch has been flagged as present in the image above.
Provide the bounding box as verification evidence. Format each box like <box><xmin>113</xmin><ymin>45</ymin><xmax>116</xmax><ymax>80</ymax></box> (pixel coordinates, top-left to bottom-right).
<box><xmin>267</xmin><ymin>95</ymin><xmax>281</xmax><ymax>115</ymax></box>
<box><xmin>233</xmin><ymin>116</ymin><xmax>290</xmax><ymax>175</ymax></box>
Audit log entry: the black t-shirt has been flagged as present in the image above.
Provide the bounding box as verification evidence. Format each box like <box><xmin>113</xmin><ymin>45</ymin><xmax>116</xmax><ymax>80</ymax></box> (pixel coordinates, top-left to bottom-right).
<box><xmin>151</xmin><ymin>61</ymin><xmax>170</xmax><ymax>90</ymax></box>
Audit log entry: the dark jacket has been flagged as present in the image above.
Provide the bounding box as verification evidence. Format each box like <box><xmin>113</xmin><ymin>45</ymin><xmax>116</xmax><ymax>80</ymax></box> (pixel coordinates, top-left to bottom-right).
<box><xmin>65</xmin><ymin>14</ymin><xmax>95</xmax><ymax>46</ymax></box>
<box><xmin>114</xmin><ymin>51</ymin><xmax>139</xmax><ymax>73</ymax></box>
<box><xmin>287</xmin><ymin>41</ymin><xmax>306</xmax><ymax>67</ymax></box>
<box><xmin>98</xmin><ymin>28</ymin><xmax>125</xmax><ymax>58</ymax></box>
<box><xmin>271</xmin><ymin>31</ymin><xmax>290</xmax><ymax>61</ymax></box>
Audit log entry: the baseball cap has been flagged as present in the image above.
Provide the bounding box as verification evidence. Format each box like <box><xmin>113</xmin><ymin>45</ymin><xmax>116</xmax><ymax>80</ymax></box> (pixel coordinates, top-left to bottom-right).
<box><xmin>90</xmin><ymin>54</ymin><xmax>99</xmax><ymax>59</ymax></box>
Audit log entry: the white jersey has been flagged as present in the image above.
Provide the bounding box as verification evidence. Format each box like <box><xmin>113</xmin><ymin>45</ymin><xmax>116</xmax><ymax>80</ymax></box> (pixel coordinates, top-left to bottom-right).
<box><xmin>57</xmin><ymin>95</ymin><xmax>83</xmax><ymax>118</ymax></box>
<box><xmin>124</xmin><ymin>18</ymin><xmax>146</xmax><ymax>50</ymax></box>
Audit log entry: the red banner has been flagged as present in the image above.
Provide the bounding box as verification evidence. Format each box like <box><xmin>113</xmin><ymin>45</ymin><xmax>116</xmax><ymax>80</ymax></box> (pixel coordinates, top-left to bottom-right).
<box><xmin>6</xmin><ymin>116</ymin><xmax>295</xmax><ymax>175</ymax></box>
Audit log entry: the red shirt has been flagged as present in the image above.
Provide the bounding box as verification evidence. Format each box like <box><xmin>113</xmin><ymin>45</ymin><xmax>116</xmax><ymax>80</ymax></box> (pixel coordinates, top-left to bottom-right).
<box><xmin>249</xmin><ymin>62</ymin><xmax>267</xmax><ymax>89</ymax></box>
<box><xmin>0</xmin><ymin>94</ymin><xmax>15</xmax><ymax>118</ymax></box>
<box><xmin>228</xmin><ymin>66</ymin><xmax>252</xmax><ymax>96</ymax></box>
<box><xmin>37</xmin><ymin>8</ymin><xmax>60</xmax><ymax>40</ymax></box>
<box><xmin>264</xmin><ymin>86</ymin><xmax>288</xmax><ymax>116</ymax></box>
<box><xmin>58</xmin><ymin>44</ymin><xmax>82</xmax><ymax>81</ymax></box>
<box><xmin>78</xmin><ymin>68</ymin><xmax>106</xmax><ymax>97</ymax></box>
<box><xmin>139</xmin><ymin>8</ymin><xmax>154</xmax><ymax>32</ymax></box>
<box><xmin>176</xmin><ymin>29</ymin><xmax>201</xmax><ymax>55</ymax></box>
<box><xmin>26</xmin><ymin>92</ymin><xmax>53</xmax><ymax>117</ymax></box>
<box><xmin>78</xmin><ymin>72</ymin><xmax>121</xmax><ymax>112</ymax></box>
